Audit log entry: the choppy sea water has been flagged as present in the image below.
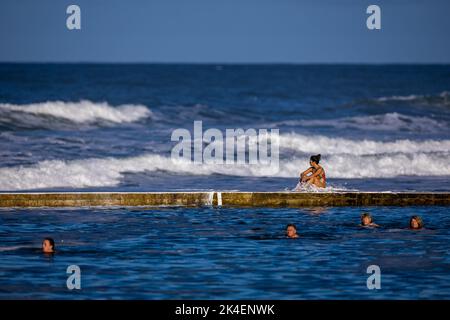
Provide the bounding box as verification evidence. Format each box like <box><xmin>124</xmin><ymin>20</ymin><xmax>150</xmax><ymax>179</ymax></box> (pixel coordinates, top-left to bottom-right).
<box><xmin>0</xmin><ymin>64</ymin><xmax>449</xmax><ymax>299</ymax></box>
<box><xmin>0</xmin><ymin>206</ymin><xmax>449</xmax><ymax>299</ymax></box>
<box><xmin>0</xmin><ymin>64</ymin><xmax>449</xmax><ymax>192</ymax></box>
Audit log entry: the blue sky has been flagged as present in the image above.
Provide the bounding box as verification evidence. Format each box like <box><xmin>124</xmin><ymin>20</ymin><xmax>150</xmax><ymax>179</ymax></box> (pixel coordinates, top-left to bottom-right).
<box><xmin>1</xmin><ymin>0</ymin><xmax>449</xmax><ymax>63</ymax></box>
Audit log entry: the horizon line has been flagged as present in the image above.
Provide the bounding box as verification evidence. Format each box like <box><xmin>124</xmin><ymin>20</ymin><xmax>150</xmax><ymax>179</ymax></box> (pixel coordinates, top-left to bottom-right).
<box><xmin>1</xmin><ymin>61</ymin><xmax>450</xmax><ymax>66</ymax></box>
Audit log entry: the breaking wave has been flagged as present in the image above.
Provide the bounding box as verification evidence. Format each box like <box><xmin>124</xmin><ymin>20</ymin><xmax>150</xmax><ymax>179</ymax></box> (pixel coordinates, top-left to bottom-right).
<box><xmin>271</xmin><ymin>112</ymin><xmax>448</xmax><ymax>133</ymax></box>
<box><xmin>375</xmin><ymin>91</ymin><xmax>450</xmax><ymax>106</ymax></box>
<box><xmin>1</xmin><ymin>149</ymin><xmax>449</xmax><ymax>190</ymax></box>
<box><xmin>0</xmin><ymin>100</ymin><xmax>152</xmax><ymax>129</ymax></box>
<box><xmin>275</xmin><ymin>133</ymin><xmax>450</xmax><ymax>155</ymax></box>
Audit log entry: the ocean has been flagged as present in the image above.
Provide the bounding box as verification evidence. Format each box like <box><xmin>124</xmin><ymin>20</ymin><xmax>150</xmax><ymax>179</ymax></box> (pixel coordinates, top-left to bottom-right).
<box><xmin>0</xmin><ymin>64</ymin><xmax>449</xmax><ymax>192</ymax></box>
<box><xmin>1</xmin><ymin>64</ymin><xmax>449</xmax><ymax>299</ymax></box>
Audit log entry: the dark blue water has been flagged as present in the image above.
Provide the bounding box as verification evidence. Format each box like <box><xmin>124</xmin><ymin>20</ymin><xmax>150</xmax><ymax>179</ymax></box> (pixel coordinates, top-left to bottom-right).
<box><xmin>0</xmin><ymin>64</ymin><xmax>449</xmax><ymax>299</ymax></box>
<box><xmin>0</xmin><ymin>206</ymin><xmax>449</xmax><ymax>299</ymax></box>
<box><xmin>0</xmin><ymin>64</ymin><xmax>449</xmax><ymax>192</ymax></box>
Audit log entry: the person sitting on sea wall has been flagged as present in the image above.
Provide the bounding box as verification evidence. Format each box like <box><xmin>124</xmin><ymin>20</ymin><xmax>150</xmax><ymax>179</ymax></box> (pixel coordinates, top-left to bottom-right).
<box><xmin>360</xmin><ymin>212</ymin><xmax>379</xmax><ymax>227</ymax></box>
<box><xmin>299</xmin><ymin>154</ymin><xmax>326</xmax><ymax>188</ymax></box>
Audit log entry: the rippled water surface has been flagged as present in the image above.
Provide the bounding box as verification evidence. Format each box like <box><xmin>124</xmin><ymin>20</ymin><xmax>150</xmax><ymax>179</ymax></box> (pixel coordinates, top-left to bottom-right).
<box><xmin>1</xmin><ymin>64</ymin><xmax>449</xmax><ymax>192</ymax></box>
<box><xmin>0</xmin><ymin>205</ymin><xmax>449</xmax><ymax>299</ymax></box>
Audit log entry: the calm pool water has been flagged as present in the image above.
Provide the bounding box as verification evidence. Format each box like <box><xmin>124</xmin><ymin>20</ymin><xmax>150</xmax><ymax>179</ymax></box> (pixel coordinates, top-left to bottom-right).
<box><xmin>0</xmin><ymin>206</ymin><xmax>449</xmax><ymax>299</ymax></box>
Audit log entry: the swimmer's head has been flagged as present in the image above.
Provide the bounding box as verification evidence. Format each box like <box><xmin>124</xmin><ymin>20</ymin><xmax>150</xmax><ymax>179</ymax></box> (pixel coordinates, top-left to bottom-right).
<box><xmin>310</xmin><ymin>154</ymin><xmax>321</xmax><ymax>165</ymax></box>
<box><xmin>410</xmin><ymin>216</ymin><xmax>424</xmax><ymax>229</ymax></box>
<box><xmin>361</xmin><ymin>212</ymin><xmax>373</xmax><ymax>226</ymax></box>
<box><xmin>286</xmin><ymin>224</ymin><xmax>298</xmax><ymax>238</ymax></box>
<box><xmin>42</xmin><ymin>237</ymin><xmax>55</xmax><ymax>253</ymax></box>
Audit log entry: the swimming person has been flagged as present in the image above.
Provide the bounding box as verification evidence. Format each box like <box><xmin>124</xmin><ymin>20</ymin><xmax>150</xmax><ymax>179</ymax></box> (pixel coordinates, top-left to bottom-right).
<box><xmin>299</xmin><ymin>154</ymin><xmax>326</xmax><ymax>188</ymax></box>
<box><xmin>409</xmin><ymin>216</ymin><xmax>424</xmax><ymax>230</ymax></box>
<box><xmin>42</xmin><ymin>237</ymin><xmax>55</xmax><ymax>253</ymax></box>
<box><xmin>360</xmin><ymin>212</ymin><xmax>379</xmax><ymax>227</ymax></box>
<box><xmin>286</xmin><ymin>224</ymin><xmax>299</xmax><ymax>238</ymax></box>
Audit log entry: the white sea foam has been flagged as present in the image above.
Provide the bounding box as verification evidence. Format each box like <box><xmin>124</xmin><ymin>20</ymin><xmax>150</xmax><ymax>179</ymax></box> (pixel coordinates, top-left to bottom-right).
<box><xmin>376</xmin><ymin>91</ymin><xmax>450</xmax><ymax>104</ymax></box>
<box><xmin>1</xmin><ymin>150</ymin><xmax>449</xmax><ymax>190</ymax></box>
<box><xmin>0</xmin><ymin>100</ymin><xmax>152</xmax><ymax>124</ymax></box>
<box><xmin>270</xmin><ymin>113</ymin><xmax>448</xmax><ymax>132</ymax></box>
<box><xmin>377</xmin><ymin>95</ymin><xmax>422</xmax><ymax>102</ymax></box>
<box><xmin>196</xmin><ymin>131</ymin><xmax>450</xmax><ymax>156</ymax></box>
<box><xmin>291</xmin><ymin>182</ymin><xmax>353</xmax><ymax>193</ymax></box>
<box><xmin>274</xmin><ymin>133</ymin><xmax>450</xmax><ymax>155</ymax></box>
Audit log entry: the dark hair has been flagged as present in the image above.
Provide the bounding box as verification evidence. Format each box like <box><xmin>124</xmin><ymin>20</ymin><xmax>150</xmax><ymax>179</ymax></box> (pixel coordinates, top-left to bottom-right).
<box><xmin>286</xmin><ymin>224</ymin><xmax>297</xmax><ymax>230</ymax></box>
<box><xmin>44</xmin><ymin>237</ymin><xmax>55</xmax><ymax>250</ymax></box>
<box><xmin>410</xmin><ymin>216</ymin><xmax>424</xmax><ymax>229</ymax></box>
<box><xmin>361</xmin><ymin>212</ymin><xmax>373</xmax><ymax>223</ymax></box>
<box><xmin>310</xmin><ymin>154</ymin><xmax>321</xmax><ymax>164</ymax></box>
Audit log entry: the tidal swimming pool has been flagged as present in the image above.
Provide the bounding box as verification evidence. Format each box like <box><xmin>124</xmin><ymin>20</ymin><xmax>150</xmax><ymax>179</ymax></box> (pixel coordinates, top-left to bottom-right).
<box><xmin>0</xmin><ymin>206</ymin><xmax>449</xmax><ymax>299</ymax></box>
